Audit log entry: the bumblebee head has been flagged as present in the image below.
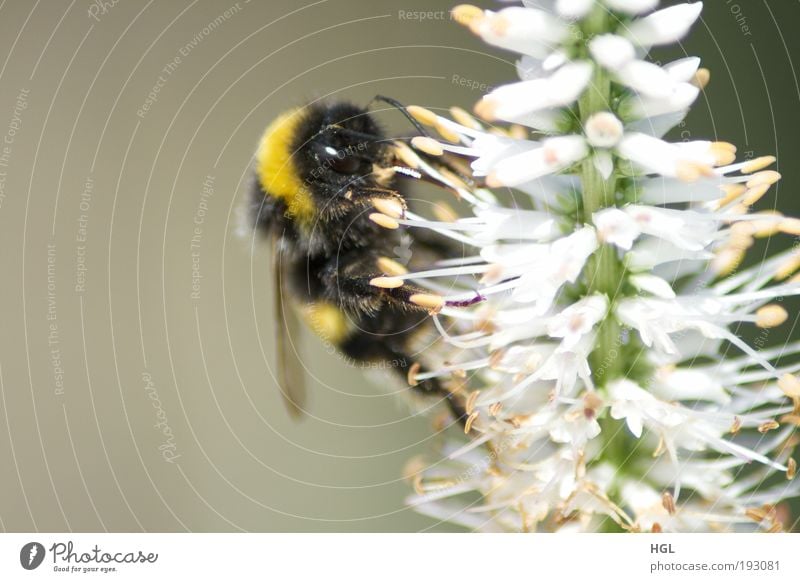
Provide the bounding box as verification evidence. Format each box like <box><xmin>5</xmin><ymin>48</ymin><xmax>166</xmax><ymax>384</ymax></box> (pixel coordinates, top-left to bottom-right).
<box><xmin>255</xmin><ymin>101</ymin><xmax>395</xmax><ymax>228</ymax></box>
<box><xmin>297</xmin><ymin>102</ymin><xmax>389</xmax><ymax>189</ymax></box>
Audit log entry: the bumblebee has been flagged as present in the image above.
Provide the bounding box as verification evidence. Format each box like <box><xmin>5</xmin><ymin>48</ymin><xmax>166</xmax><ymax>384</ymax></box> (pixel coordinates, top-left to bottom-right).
<box><xmin>247</xmin><ymin>97</ymin><xmax>468</xmax><ymax>424</ymax></box>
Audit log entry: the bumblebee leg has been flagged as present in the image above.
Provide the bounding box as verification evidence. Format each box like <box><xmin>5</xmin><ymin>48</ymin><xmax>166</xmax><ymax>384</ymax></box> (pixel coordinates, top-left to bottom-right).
<box><xmin>410</xmin><ymin>372</ymin><xmax>469</xmax><ymax>429</ymax></box>
<box><xmin>340</xmin><ymin>333</ymin><xmax>468</xmax><ymax>427</ymax></box>
<box><xmin>350</xmin><ymin>188</ymin><xmax>407</xmax><ymax>218</ymax></box>
<box><xmin>339</xmin><ymin>276</ymin><xmax>443</xmax><ymax>313</ymax></box>
<box><xmin>323</xmin><ymin>254</ymin><xmax>444</xmax><ymax>314</ymax></box>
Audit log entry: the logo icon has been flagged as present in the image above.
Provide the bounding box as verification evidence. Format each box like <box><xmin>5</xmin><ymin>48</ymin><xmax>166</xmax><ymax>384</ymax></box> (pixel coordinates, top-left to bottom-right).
<box><xmin>20</xmin><ymin>542</ymin><xmax>45</xmax><ymax>570</ymax></box>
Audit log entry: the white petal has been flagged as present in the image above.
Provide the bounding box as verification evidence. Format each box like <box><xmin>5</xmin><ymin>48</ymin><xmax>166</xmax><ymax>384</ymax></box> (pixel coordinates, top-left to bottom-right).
<box><xmin>604</xmin><ymin>0</ymin><xmax>659</xmax><ymax>15</ymax></box>
<box><xmin>626</xmin><ymin>110</ymin><xmax>690</xmax><ymax>138</ymax></box>
<box><xmin>491</xmin><ymin>135</ymin><xmax>588</xmax><ymax>186</ymax></box>
<box><xmin>516</xmin><ymin>55</ymin><xmax>546</xmax><ymax>81</ymax></box>
<box><xmin>473</xmin><ymin>207</ymin><xmax>559</xmax><ymax>242</ymax></box>
<box><xmin>624</xmin><ymin>205</ymin><xmax>717</xmax><ymax>251</ymax></box>
<box><xmin>548</xmin><ymin>226</ymin><xmax>598</xmax><ymax>279</ymax></box>
<box><xmin>536</xmin><ymin>335</ymin><xmax>595</xmax><ymax>394</ymax></box>
<box><xmin>617</xmin><ymin>132</ymin><xmax>679</xmax><ymax>175</ymax></box>
<box><xmin>608</xmin><ymin>378</ymin><xmax>649</xmax><ymax>402</ymax></box>
<box><xmin>470</xmin><ymin>134</ymin><xmax>539</xmax><ymax>177</ymax></box>
<box><xmin>408</xmin><ymin>498</ymin><xmax>503</xmax><ymax>531</ymax></box>
<box><xmin>653</xmin><ymin>367</ymin><xmax>730</xmax><ymax>404</ymax></box>
<box><xmin>509</xmin><ymin>109</ymin><xmax>564</xmax><ymax>132</ymax></box>
<box><xmin>637</xmin><ymin>176</ymin><xmax>724</xmax><ymax>204</ymax></box>
<box><xmin>593</xmin><ymin>150</ymin><xmax>614</xmax><ymax>179</ymax></box>
<box><xmin>617</xmin><ymin>132</ymin><xmax>705</xmax><ymax>178</ymax></box>
<box><xmin>475</xmin><ymin>7</ymin><xmax>568</xmax><ymax>58</ymax></box>
<box><xmin>674</xmin><ymin>140</ymin><xmax>718</xmax><ymax>166</ymax></box>
<box><xmin>543</xmin><ymin>51</ymin><xmax>569</xmax><ymax>71</ymax></box>
<box><xmin>588</xmin><ymin>34</ymin><xmax>636</xmax><ymax>71</ymax></box>
<box><xmin>609</xmin><ymin>384</ymin><xmax>646</xmax><ymax>437</ymax></box>
<box><xmin>620</xmin><ymin>481</ymin><xmax>662</xmax><ymax>517</ymax></box>
<box><xmin>511</xmin><ymin>227</ymin><xmax>598</xmax><ymax>311</ymax></box>
<box><xmin>624</xmin><ymin>2</ymin><xmax>704</xmax><ymax>48</ymax></box>
<box><xmin>630</xmin><ymin>274</ymin><xmax>677</xmax><ymax>299</ymax></box>
<box><xmin>626</xmin><ymin>415</ymin><xmax>644</xmax><ymax>438</ymax></box>
<box><xmin>547</xmin><ymin>294</ymin><xmax>608</xmax><ymax>350</ymax></box>
<box><xmin>626</xmin><ymin>237</ymin><xmax>712</xmax><ymax>271</ymax></box>
<box><xmin>481</xmin><ymin>242</ymin><xmax>550</xmax><ymax>271</ymax></box>
<box><xmin>621</xmin><ymin>82</ymin><xmax>700</xmax><ymax>120</ymax></box>
<box><xmin>616</xmin><ymin>59</ymin><xmax>676</xmax><ymax>99</ymax></box>
<box><xmin>593</xmin><ymin>207</ymin><xmax>641</xmax><ymax>250</ymax></box>
<box><xmin>491</xmin><ymin>344</ymin><xmax>549</xmax><ymax>374</ymax></box>
<box><xmin>522</xmin><ymin>0</ymin><xmax>556</xmax><ymax>9</ymax></box>
<box><xmin>483</xmin><ymin>61</ymin><xmax>593</xmax><ymax>121</ymax></box>
<box><xmin>664</xmin><ymin>56</ymin><xmax>702</xmax><ymax>82</ymax></box>
<box><xmin>556</xmin><ymin>0</ymin><xmax>594</xmax><ymax>19</ymax></box>
<box><xmin>516</xmin><ymin>175</ymin><xmax>581</xmax><ymax>209</ymax></box>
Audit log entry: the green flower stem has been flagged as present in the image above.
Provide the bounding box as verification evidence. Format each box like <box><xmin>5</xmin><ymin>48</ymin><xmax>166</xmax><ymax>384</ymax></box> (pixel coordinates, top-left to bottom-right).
<box><xmin>576</xmin><ymin>20</ymin><xmax>639</xmax><ymax>532</ymax></box>
<box><xmin>579</xmin><ymin>67</ymin><xmax>624</xmax><ymax>385</ymax></box>
<box><xmin>582</xmin><ymin>3</ymin><xmax>610</xmax><ymax>37</ymax></box>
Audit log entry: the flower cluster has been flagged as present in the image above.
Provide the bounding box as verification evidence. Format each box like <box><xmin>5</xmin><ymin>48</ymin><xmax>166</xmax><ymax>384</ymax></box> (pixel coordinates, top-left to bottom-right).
<box><xmin>374</xmin><ymin>1</ymin><xmax>800</xmax><ymax>531</ymax></box>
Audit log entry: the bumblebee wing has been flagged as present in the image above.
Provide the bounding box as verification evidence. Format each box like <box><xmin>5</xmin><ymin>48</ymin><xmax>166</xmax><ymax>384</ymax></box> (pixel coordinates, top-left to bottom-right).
<box><xmin>272</xmin><ymin>234</ymin><xmax>307</xmax><ymax>419</ymax></box>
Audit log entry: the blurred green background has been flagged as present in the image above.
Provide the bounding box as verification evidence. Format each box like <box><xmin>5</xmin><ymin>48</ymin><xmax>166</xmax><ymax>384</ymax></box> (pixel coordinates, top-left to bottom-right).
<box><xmin>0</xmin><ymin>0</ymin><xmax>797</xmax><ymax>532</ymax></box>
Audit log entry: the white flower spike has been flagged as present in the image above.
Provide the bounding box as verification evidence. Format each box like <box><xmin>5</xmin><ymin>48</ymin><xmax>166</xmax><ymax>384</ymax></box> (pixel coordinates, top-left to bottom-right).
<box><xmin>402</xmin><ymin>1</ymin><xmax>798</xmax><ymax>533</ymax></box>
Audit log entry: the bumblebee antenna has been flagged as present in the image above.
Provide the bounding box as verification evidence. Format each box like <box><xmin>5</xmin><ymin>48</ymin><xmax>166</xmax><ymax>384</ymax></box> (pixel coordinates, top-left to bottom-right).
<box><xmin>370</xmin><ymin>95</ymin><xmax>431</xmax><ymax>137</ymax></box>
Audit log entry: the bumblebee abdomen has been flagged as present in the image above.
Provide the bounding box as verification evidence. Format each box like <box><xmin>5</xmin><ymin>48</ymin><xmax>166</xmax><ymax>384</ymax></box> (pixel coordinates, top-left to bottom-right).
<box><xmin>299</xmin><ymin>301</ymin><xmax>352</xmax><ymax>345</ymax></box>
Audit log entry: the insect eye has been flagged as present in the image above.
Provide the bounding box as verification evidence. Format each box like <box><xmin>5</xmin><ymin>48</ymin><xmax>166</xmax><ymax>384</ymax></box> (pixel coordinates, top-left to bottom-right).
<box><xmin>329</xmin><ymin>152</ymin><xmax>362</xmax><ymax>174</ymax></box>
<box><xmin>320</xmin><ymin>145</ymin><xmax>365</xmax><ymax>175</ymax></box>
